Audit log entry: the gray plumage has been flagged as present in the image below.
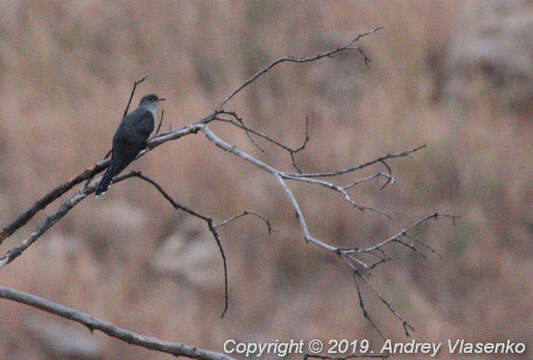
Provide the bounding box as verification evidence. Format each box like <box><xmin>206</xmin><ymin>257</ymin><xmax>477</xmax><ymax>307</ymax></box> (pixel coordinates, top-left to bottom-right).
<box><xmin>96</xmin><ymin>94</ymin><xmax>164</xmax><ymax>196</ymax></box>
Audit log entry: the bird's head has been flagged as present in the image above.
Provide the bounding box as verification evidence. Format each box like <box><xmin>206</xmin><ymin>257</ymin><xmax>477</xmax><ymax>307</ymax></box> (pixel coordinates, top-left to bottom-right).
<box><xmin>139</xmin><ymin>94</ymin><xmax>165</xmax><ymax>109</ymax></box>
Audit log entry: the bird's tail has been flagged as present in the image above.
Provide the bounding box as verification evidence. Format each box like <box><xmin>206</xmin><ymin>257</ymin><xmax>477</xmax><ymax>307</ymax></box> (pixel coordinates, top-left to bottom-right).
<box><xmin>95</xmin><ymin>166</ymin><xmax>118</xmax><ymax>197</ymax></box>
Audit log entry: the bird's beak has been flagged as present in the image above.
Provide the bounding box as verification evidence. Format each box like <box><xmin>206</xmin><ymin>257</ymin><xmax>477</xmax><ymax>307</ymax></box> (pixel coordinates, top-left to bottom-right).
<box><xmin>159</xmin><ymin>98</ymin><xmax>166</xmax><ymax>102</ymax></box>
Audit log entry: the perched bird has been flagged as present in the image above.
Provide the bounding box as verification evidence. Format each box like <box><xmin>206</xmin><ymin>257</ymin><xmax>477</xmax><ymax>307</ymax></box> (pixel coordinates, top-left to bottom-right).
<box><xmin>95</xmin><ymin>94</ymin><xmax>165</xmax><ymax>196</ymax></box>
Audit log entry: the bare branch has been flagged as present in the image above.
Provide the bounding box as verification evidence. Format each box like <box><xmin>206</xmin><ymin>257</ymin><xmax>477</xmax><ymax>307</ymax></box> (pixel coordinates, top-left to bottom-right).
<box><xmin>392</xmin><ymin>238</ymin><xmax>427</xmax><ymax>259</ymax></box>
<box><xmin>216</xmin><ymin>26</ymin><xmax>383</xmax><ymax>110</ymax></box>
<box><xmin>288</xmin><ymin>144</ymin><xmax>427</xmax><ymax>178</ymax></box>
<box><xmin>215</xmin><ymin>112</ymin><xmax>309</xmax><ymax>160</ymax></box>
<box><xmin>275</xmin><ymin>174</ymin><xmax>339</xmax><ymax>251</ymax></box>
<box><xmin>378</xmin><ymin>160</ymin><xmax>393</xmax><ymax>190</ymax></box>
<box><xmin>344</xmin><ymin>213</ymin><xmax>458</xmax><ymax>255</ymax></box>
<box><xmin>217</xmin><ymin>112</ymin><xmax>310</xmax><ymax>173</ymax></box>
<box><xmin>130</xmin><ymin>172</ymin><xmax>212</xmax><ymax>222</ymax></box>
<box><xmin>405</xmin><ymin>233</ymin><xmax>444</xmax><ymax>261</ymax></box>
<box><xmin>0</xmin><ymin>171</ymin><xmax>139</xmax><ymax>269</ymax></box>
<box><xmin>358</xmin><ymin>273</ymin><xmax>415</xmax><ymax>337</ymax></box>
<box><xmin>343</xmin><ymin>172</ymin><xmax>394</xmax><ymax>191</ymax></box>
<box><xmin>155</xmin><ymin>108</ymin><xmax>165</xmax><ymax>135</ymax></box>
<box><xmin>283</xmin><ymin>174</ymin><xmax>391</xmax><ymax>219</ymax></box>
<box><xmin>0</xmin><ymin>286</ymin><xmax>235</xmax><ymax>360</ymax></box>
<box><xmin>214</xmin><ymin>210</ymin><xmax>272</xmax><ymax>234</ymax></box>
<box><xmin>0</xmin><ymin>158</ymin><xmax>109</xmax><ymax>245</ymax></box>
<box><xmin>216</xmin><ymin>111</ymin><xmax>266</xmax><ymax>153</ymax></box>
<box><xmin>210</xmin><ymin>116</ymin><xmax>395</xmax><ymax>218</ymax></box>
<box><xmin>123</xmin><ymin>75</ymin><xmax>147</xmax><ymax>120</ymax></box>
<box><xmin>290</xmin><ymin>116</ymin><xmax>311</xmax><ymax>173</ymax></box>
<box><xmin>354</xmin><ymin>273</ymin><xmax>386</xmax><ymax>340</ymax></box>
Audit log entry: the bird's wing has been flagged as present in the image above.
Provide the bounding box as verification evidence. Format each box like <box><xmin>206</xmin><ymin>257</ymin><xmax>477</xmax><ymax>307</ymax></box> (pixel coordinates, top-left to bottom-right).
<box><xmin>109</xmin><ymin>108</ymin><xmax>155</xmax><ymax>173</ymax></box>
<box><xmin>113</xmin><ymin>108</ymin><xmax>155</xmax><ymax>145</ymax></box>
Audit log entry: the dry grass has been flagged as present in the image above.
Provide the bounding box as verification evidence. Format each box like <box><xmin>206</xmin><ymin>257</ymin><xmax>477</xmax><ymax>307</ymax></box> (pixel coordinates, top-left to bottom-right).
<box><xmin>0</xmin><ymin>1</ymin><xmax>531</xmax><ymax>359</ymax></box>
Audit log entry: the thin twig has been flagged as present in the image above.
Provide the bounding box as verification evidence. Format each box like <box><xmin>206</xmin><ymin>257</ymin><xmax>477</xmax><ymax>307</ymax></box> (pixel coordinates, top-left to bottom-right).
<box><xmin>393</xmin><ymin>238</ymin><xmax>427</xmax><ymax>259</ymax></box>
<box><xmin>217</xmin><ymin>113</ymin><xmax>311</xmax><ymax>172</ymax></box>
<box><xmin>217</xmin><ymin>110</ymin><xmax>266</xmax><ymax>153</ymax></box>
<box><xmin>214</xmin><ymin>210</ymin><xmax>272</xmax><ymax>234</ymax></box>
<box><xmin>353</xmin><ymin>272</ymin><xmax>386</xmax><ymax>340</ymax></box>
<box><xmin>343</xmin><ymin>172</ymin><xmax>394</xmax><ymax>191</ymax></box>
<box><xmin>123</xmin><ymin>75</ymin><xmax>147</xmax><ymax>120</ymax></box>
<box><xmin>378</xmin><ymin>160</ymin><xmax>393</xmax><ymax>190</ymax></box>
<box><xmin>405</xmin><ymin>233</ymin><xmax>444</xmax><ymax>261</ymax></box>
<box><xmin>289</xmin><ymin>144</ymin><xmax>427</xmax><ymax>178</ymax></box>
<box><xmin>290</xmin><ymin>116</ymin><xmax>310</xmax><ymax>173</ymax></box>
<box><xmin>156</xmin><ymin>108</ymin><xmax>165</xmax><ymax>135</ymax></box>
<box><xmin>359</xmin><ymin>273</ymin><xmax>415</xmax><ymax>337</ymax></box>
<box><xmin>351</xmin><ymin>213</ymin><xmax>457</xmax><ymax>254</ymax></box>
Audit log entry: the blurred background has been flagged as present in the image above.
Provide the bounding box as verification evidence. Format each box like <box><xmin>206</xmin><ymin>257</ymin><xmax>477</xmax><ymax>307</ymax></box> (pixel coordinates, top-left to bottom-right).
<box><xmin>0</xmin><ymin>0</ymin><xmax>531</xmax><ymax>359</ymax></box>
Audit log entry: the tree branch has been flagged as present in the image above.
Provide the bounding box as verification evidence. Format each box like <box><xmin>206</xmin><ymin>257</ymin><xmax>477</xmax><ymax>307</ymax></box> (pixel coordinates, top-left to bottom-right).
<box><xmin>123</xmin><ymin>75</ymin><xmax>147</xmax><ymax>120</ymax></box>
<box><xmin>0</xmin><ymin>171</ymin><xmax>139</xmax><ymax>269</ymax></box>
<box><xmin>288</xmin><ymin>144</ymin><xmax>427</xmax><ymax>178</ymax></box>
<box><xmin>353</xmin><ymin>274</ymin><xmax>386</xmax><ymax>340</ymax></box>
<box><xmin>214</xmin><ymin>210</ymin><xmax>272</xmax><ymax>234</ymax></box>
<box><xmin>0</xmin><ymin>158</ymin><xmax>109</xmax><ymax>245</ymax></box>
<box><xmin>340</xmin><ymin>213</ymin><xmax>458</xmax><ymax>256</ymax></box>
<box><xmin>214</xmin><ymin>112</ymin><xmax>310</xmax><ymax>172</ymax></box>
<box><xmin>216</xmin><ymin>26</ymin><xmax>383</xmax><ymax>110</ymax></box>
<box><xmin>0</xmin><ymin>286</ymin><xmax>236</xmax><ymax>360</ymax></box>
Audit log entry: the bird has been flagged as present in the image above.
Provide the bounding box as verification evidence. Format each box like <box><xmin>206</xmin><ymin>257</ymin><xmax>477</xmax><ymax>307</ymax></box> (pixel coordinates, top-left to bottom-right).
<box><xmin>95</xmin><ymin>94</ymin><xmax>165</xmax><ymax>196</ymax></box>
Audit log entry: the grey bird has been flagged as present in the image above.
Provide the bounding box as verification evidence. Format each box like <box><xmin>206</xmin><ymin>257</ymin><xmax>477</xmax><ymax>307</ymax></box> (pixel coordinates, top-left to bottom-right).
<box><xmin>95</xmin><ymin>94</ymin><xmax>165</xmax><ymax>196</ymax></box>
